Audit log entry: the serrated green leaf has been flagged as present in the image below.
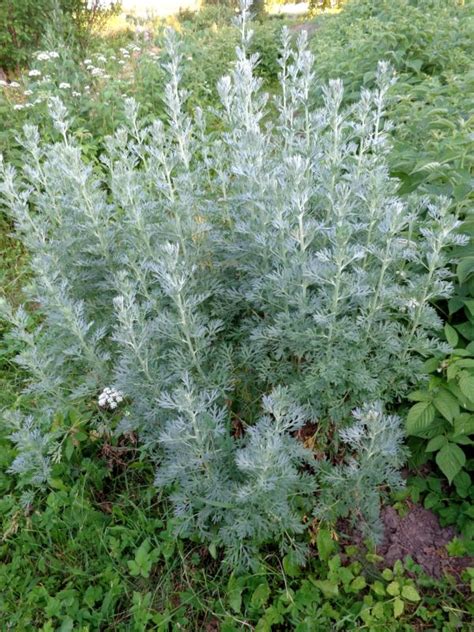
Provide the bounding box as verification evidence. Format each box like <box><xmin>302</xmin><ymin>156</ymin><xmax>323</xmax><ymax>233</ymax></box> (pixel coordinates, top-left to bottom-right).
<box><xmin>407</xmin><ymin>390</ymin><xmax>432</xmax><ymax>402</ymax></box>
<box><xmin>423</xmin><ymin>357</ymin><xmax>440</xmax><ymax>373</ymax></box>
<box><xmin>445</xmin><ymin>323</ymin><xmax>459</xmax><ymax>347</ymax></box>
<box><xmin>313</xmin><ymin>579</ymin><xmax>339</xmax><ymax>598</ymax></box>
<box><xmin>453</xmin><ymin>414</ymin><xmax>474</xmax><ymax>436</ymax></box>
<box><xmin>251</xmin><ymin>583</ymin><xmax>270</xmax><ymax>609</ymax></box>
<box><xmin>436</xmin><ymin>443</ymin><xmax>466</xmax><ymax>484</ymax></box>
<box><xmin>282</xmin><ymin>552</ymin><xmax>301</xmax><ymax>578</ymax></box>
<box><xmin>228</xmin><ymin>588</ymin><xmax>243</xmax><ymax>613</ymax></box>
<box><xmin>433</xmin><ymin>389</ymin><xmax>459</xmax><ymax>423</ymax></box>
<box><xmin>316</xmin><ymin>528</ymin><xmax>336</xmax><ymax>562</ymax></box>
<box><xmin>457</xmin><ymin>257</ymin><xmax>474</xmax><ymax>284</ymax></box>
<box><xmin>349</xmin><ymin>576</ymin><xmax>366</xmax><ymax>592</ymax></box>
<box><xmin>425</xmin><ymin>435</ymin><xmax>447</xmax><ymax>452</ymax></box>
<box><xmin>401</xmin><ymin>585</ymin><xmax>421</xmax><ymax>602</ymax></box>
<box><xmin>387</xmin><ymin>581</ymin><xmax>400</xmax><ymax>596</ymax></box>
<box><xmin>406</xmin><ymin>402</ymin><xmax>435</xmax><ymax>436</ymax></box>
<box><xmin>459</xmin><ymin>375</ymin><xmax>474</xmax><ymax>402</ymax></box>
<box><xmin>393</xmin><ymin>597</ymin><xmax>404</xmax><ymax>618</ymax></box>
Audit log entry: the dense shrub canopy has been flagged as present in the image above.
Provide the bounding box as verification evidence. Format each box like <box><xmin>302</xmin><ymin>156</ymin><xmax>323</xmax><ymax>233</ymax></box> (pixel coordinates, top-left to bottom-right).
<box><xmin>0</xmin><ymin>4</ymin><xmax>466</xmax><ymax>567</ymax></box>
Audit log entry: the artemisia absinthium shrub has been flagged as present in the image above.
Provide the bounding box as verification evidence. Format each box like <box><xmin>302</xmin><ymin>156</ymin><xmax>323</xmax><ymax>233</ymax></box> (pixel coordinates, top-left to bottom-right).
<box><xmin>0</xmin><ymin>1</ymin><xmax>465</xmax><ymax>568</ymax></box>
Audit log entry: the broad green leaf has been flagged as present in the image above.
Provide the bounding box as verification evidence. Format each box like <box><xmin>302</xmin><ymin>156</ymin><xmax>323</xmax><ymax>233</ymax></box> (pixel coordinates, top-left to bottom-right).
<box><xmin>450</xmin><ymin>434</ymin><xmax>472</xmax><ymax>445</ymax></box>
<box><xmin>228</xmin><ymin>587</ymin><xmax>243</xmax><ymax>613</ymax></box>
<box><xmin>444</xmin><ymin>323</ymin><xmax>459</xmax><ymax>347</ymax></box>
<box><xmin>316</xmin><ymin>528</ymin><xmax>336</xmax><ymax>562</ymax></box>
<box><xmin>455</xmin><ymin>359</ymin><xmax>474</xmax><ymax>369</ymax></box>
<box><xmin>282</xmin><ymin>552</ymin><xmax>301</xmax><ymax>578</ymax></box>
<box><xmin>425</xmin><ymin>435</ymin><xmax>447</xmax><ymax>452</ymax></box>
<box><xmin>401</xmin><ymin>585</ymin><xmax>421</xmax><ymax>602</ymax></box>
<box><xmin>435</xmin><ymin>443</ymin><xmax>466</xmax><ymax>484</ymax></box>
<box><xmin>387</xmin><ymin>581</ymin><xmax>400</xmax><ymax>596</ymax></box>
<box><xmin>349</xmin><ymin>576</ymin><xmax>366</xmax><ymax>592</ymax></box>
<box><xmin>433</xmin><ymin>389</ymin><xmax>459</xmax><ymax>423</ymax></box>
<box><xmin>453</xmin><ymin>470</ymin><xmax>471</xmax><ymax>498</ymax></box>
<box><xmin>407</xmin><ymin>390</ymin><xmax>432</xmax><ymax>402</ymax></box>
<box><xmin>423</xmin><ymin>357</ymin><xmax>440</xmax><ymax>373</ymax></box>
<box><xmin>457</xmin><ymin>257</ymin><xmax>474</xmax><ymax>284</ymax></box>
<box><xmin>313</xmin><ymin>579</ymin><xmax>339</xmax><ymax>598</ymax></box>
<box><xmin>459</xmin><ymin>375</ymin><xmax>474</xmax><ymax>402</ymax></box>
<box><xmin>453</xmin><ymin>414</ymin><xmax>474</xmax><ymax>436</ymax></box>
<box><xmin>251</xmin><ymin>582</ymin><xmax>270</xmax><ymax>609</ymax></box>
<box><xmin>393</xmin><ymin>597</ymin><xmax>404</xmax><ymax>618</ymax></box>
<box><xmin>406</xmin><ymin>402</ymin><xmax>435</xmax><ymax>436</ymax></box>
<box><xmin>463</xmin><ymin>299</ymin><xmax>474</xmax><ymax>317</ymax></box>
<box><xmin>455</xmin><ymin>322</ymin><xmax>474</xmax><ymax>341</ymax></box>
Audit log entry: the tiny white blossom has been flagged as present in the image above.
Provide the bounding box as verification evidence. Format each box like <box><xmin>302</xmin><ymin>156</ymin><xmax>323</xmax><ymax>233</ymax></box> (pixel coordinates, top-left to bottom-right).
<box><xmin>118</xmin><ymin>60</ymin><xmax>126</xmax><ymax>66</ymax></box>
<box><xmin>72</xmin><ymin>91</ymin><xmax>81</xmax><ymax>97</ymax></box>
<box><xmin>98</xmin><ymin>387</ymin><xmax>124</xmax><ymax>410</ymax></box>
<box><xmin>37</xmin><ymin>52</ymin><xmax>50</xmax><ymax>61</ymax></box>
<box><xmin>59</xmin><ymin>82</ymin><xmax>71</xmax><ymax>89</ymax></box>
<box><xmin>14</xmin><ymin>104</ymin><xmax>25</xmax><ymax>110</ymax></box>
<box><xmin>24</xmin><ymin>90</ymin><xmax>33</xmax><ymax>96</ymax></box>
<box><xmin>48</xmin><ymin>51</ymin><xmax>60</xmax><ymax>59</ymax></box>
<box><xmin>9</xmin><ymin>81</ymin><xmax>20</xmax><ymax>88</ymax></box>
<box><xmin>84</xmin><ymin>58</ymin><xmax>92</xmax><ymax>65</ymax></box>
<box><xmin>29</xmin><ymin>69</ymin><xmax>41</xmax><ymax>77</ymax></box>
<box><xmin>0</xmin><ymin>79</ymin><xmax>7</xmax><ymax>87</ymax></box>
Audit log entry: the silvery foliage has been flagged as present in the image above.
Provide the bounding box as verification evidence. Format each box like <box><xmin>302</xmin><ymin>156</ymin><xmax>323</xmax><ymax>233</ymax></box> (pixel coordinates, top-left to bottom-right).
<box><xmin>314</xmin><ymin>403</ymin><xmax>408</xmax><ymax>541</ymax></box>
<box><xmin>0</xmin><ymin>0</ymin><xmax>466</xmax><ymax>565</ymax></box>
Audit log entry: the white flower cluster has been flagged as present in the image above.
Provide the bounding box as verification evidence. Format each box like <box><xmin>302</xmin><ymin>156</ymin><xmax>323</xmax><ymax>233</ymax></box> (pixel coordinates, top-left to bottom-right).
<box><xmin>35</xmin><ymin>51</ymin><xmax>60</xmax><ymax>61</ymax></box>
<box><xmin>59</xmin><ymin>82</ymin><xmax>71</xmax><ymax>90</ymax></box>
<box><xmin>98</xmin><ymin>387</ymin><xmax>124</xmax><ymax>410</ymax></box>
<box><xmin>29</xmin><ymin>69</ymin><xmax>41</xmax><ymax>78</ymax></box>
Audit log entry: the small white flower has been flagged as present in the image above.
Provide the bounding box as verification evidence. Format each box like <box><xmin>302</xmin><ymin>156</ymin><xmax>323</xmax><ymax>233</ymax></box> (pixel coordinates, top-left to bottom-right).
<box><xmin>59</xmin><ymin>82</ymin><xmax>71</xmax><ymax>89</ymax></box>
<box><xmin>97</xmin><ymin>55</ymin><xmax>107</xmax><ymax>64</ymax></box>
<box><xmin>0</xmin><ymin>79</ymin><xmax>7</xmax><ymax>87</ymax></box>
<box><xmin>9</xmin><ymin>81</ymin><xmax>20</xmax><ymax>88</ymax></box>
<box><xmin>29</xmin><ymin>69</ymin><xmax>41</xmax><ymax>77</ymax></box>
<box><xmin>84</xmin><ymin>85</ymin><xmax>91</xmax><ymax>91</ymax></box>
<box><xmin>118</xmin><ymin>60</ymin><xmax>126</xmax><ymax>66</ymax></box>
<box><xmin>48</xmin><ymin>51</ymin><xmax>60</xmax><ymax>59</ymax></box>
<box><xmin>34</xmin><ymin>98</ymin><xmax>43</xmax><ymax>104</ymax></box>
<box><xmin>91</xmin><ymin>68</ymin><xmax>104</xmax><ymax>77</ymax></box>
<box><xmin>14</xmin><ymin>104</ymin><xmax>24</xmax><ymax>110</ymax></box>
<box><xmin>37</xmin><ymin>52</ymin><xmax>50</xmax><ymax>61</ymax></box>
<box><xmin>24</xmin><ymin>90</ymin><xmax>33</xmax><ymax>96</ymax></box>
<box><xmin>98</xmin><ymin>386</ymin><xmax>124</xmax><ymax>410</ymax></box>
<box><xmin>84</xmin><ymin>58</ymin><xmax>92</xmax><ymax>65</ymax></box>
<box><xmin>110</xmin><ymin>55</ymin><xmax>117</xmax><ymax>61</ymax></box>
<box><xmin>187</xmin><ymin>56</ymin><xmax>193</xmax><ymax>61</ymax></box>
<box><xmin>25</xmin><ymin>102</ymin><xmax>33</xmax><ymax>108</ymax></box>
<box><xmin>72</xmin><ymin>91</ymin><xmax>81</xmax><ymax>97</ymax></box>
